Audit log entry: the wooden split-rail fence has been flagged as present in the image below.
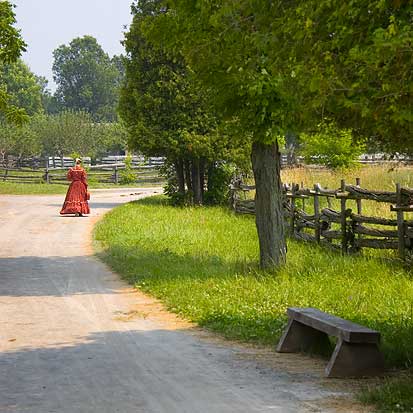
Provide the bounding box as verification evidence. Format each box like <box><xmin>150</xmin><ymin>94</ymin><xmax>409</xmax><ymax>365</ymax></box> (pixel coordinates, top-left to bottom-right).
<box><xmin>0</xmin><ymin>163</ymin><xmax>163</xmax><ymax>185</ymax></box>
<box><xmin>231</xmin><ymin>179</ymin><xmax>413</xmax><ymax>261</ymax></box>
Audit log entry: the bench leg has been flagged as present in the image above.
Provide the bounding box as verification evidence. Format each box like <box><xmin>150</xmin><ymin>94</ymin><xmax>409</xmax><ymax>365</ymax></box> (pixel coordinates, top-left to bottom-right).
<box><xmin>276</xmin><ymin>319</ymin><xmax>331</xmax><ymax>355</ymax></box>
<box><xmin>326</xmin><ymin>338</ymin><xmax>384</xmax><ymax>378</ymax></box>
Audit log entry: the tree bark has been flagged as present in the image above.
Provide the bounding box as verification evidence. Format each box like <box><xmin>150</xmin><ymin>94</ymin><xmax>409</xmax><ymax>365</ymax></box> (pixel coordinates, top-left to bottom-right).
<box><xmin>191</xmin><ymin>158</ymin><xmax>202</xmax><ymax>205</ymax></box>
<box><xmin>184</xmin><ymin>160</ymin><xmax>192</xmax><ymax>193</ymax></box>
<box><xmin>175</xmin><ymin>158</ymin><xmax>185</xmax><ymax>195</ymax></box>
<box><xmin>251</xmin><ymin>140</ymin><xmax>286</xmax><ymax>269</ymax></box>
<box><xmin>199</xmin><ymin>158</ymin><xmax>205</xmax><ymax>199</ymax></box>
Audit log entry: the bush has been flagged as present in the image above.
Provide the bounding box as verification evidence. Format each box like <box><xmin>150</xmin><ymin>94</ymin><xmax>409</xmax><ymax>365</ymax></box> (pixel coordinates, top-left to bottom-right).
<box><xmin>204</xmin><ymin>162</ymin><xmax>235</xmax><ymax>205</ymax></box>
<box><xmin>119</xmin><ymin>155</ymin><xmax>136</xmax><ymax>184</ymax></box>
<box><xmin>300</xmin><ymin>122</ymin><xmax>365</xmax><ymax>170</ymax></box>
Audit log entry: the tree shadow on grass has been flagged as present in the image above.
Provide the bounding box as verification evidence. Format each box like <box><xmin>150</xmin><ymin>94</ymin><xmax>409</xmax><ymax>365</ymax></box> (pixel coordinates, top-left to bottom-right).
<box><xmin>96</xmin><ymin>243</ymin><xmax>413</xmax><ymax>369</ymax></box>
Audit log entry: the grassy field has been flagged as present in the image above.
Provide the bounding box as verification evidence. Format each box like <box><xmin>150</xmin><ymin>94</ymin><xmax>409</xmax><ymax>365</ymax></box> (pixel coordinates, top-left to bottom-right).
<box><xmin>281</xmin><ymin>164</ymin><xmax>413</xmax><ymax>191</ymax></box>
<box><xmin>0</xmin><ymin>181</ymin><xmax>163</xmax><ymax>195</ymax></box>
<box><xmin>94</xmin><ymin>189</ymin><xmax>413</xmax><ymax>412</ymax></box>
<box><xmin>0</xmin><ymin>182</ymin><xmax>69</xmax><ymax>195</ymax></box>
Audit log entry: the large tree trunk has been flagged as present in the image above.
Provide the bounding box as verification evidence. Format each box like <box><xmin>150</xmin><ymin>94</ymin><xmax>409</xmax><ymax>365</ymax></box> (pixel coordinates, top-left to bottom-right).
<box><xmin>191</xmin><ymin>158</ymin><xmax>202</xmax><ymax>205</ymax></box>
<box><xmin>251</xmin><ymin>140</ymin><xmax>286</xmax><ymax>269</ymax></box>
<box><xmin>175</xmin><ymin>158</ymin><xmax>185</xmax><ymax>195</ymax></box>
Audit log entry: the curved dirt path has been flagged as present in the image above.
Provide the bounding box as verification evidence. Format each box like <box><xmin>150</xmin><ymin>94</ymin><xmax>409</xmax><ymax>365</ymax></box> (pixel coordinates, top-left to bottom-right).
<box><xmin>0</xmin><ymin>189</ymin><xmax>368</xmax><ymax>413</ymax></box>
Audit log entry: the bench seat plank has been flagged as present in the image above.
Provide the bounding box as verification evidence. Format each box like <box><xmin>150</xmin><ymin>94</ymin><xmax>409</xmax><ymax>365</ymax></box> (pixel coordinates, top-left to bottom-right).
<box><xmin>287</xmin><ymin>307</ymin><xmax>380</xmax><ymax>344</ymax></box>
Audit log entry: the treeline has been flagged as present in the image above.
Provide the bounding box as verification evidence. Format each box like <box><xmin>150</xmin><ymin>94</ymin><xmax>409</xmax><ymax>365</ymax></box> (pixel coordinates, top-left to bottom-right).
<box><xmin>0</xmin><ymin>112</ymin><xmax>126</xmax><ymax>166</ymax></box>
<box><xmin>0</xmin><ymin>4</ymin><xmax>127</xmax><ymax>164</ymax></box>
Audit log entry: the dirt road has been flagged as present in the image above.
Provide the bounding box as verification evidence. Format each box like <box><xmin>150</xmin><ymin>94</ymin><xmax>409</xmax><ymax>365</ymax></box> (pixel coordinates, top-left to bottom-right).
<box><xmin>0</xmin><ymin>189</ymin><xmax>363</xmax><ymax>412</ymax></box>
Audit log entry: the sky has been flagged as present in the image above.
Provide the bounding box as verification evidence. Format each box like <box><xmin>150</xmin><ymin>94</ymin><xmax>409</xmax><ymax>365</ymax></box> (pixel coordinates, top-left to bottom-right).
<box><xmin>12</xmin><ymin>0</ymin><xmax>133</xmax><ymax>91</ymax></box>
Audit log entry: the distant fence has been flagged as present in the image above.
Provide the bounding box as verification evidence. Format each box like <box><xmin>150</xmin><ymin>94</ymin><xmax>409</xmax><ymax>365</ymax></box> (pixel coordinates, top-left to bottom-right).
<box><xmin>231</xmin><ymin>179</ymin><xmax>413</xmax><ymax>261</ymax></box>
<box><xmin>280</xmin><ymin>153</ymin><xmax>413</xmax><ymax>167</ymax></box>
<box><xmin>1</xmin><ymin>156</ymin><xmax>165</xmax><ymax>186</ymax></box>
<box><xmin>1</xmin><ymin>155</ymin><xmax>165</xmax><ymax>169</ymax></box>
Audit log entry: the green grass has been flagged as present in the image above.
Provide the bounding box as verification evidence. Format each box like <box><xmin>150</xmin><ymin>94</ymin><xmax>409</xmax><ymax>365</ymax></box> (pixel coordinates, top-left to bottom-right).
<box><xmin>94</xmin><ymin>196</ymin><xmax>413</xmax><ymax>366</ymax></box>
<box><xmin>0</xmin><ymin>181</ymin><xmax>163</xmax><ymax>195</ymax></box>
<box><xmin>359</xmin><ymin>374</ymin><xmax>413</xmax><ymax>412</ymax></box>
<box><xmin>0</xmin><ymin>181</ymin><xmax>68</xmax><ymax>195</ymax></box>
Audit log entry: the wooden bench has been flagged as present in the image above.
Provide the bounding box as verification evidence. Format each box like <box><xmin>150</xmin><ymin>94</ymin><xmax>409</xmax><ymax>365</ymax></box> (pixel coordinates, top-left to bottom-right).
<box><xmin>276</xmin><ymin>307</ymin><xmax>384</xmax><ymax>378</ymax></box>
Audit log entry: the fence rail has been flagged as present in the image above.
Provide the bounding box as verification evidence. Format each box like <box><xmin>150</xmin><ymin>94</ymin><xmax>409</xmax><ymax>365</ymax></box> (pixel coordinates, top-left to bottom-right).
<box><xmin>1</xmin><ymin>162</ymin><xmax>164</xmax><ymax>186</ymax></box>
<box><xmin>231</xmin><ymin>179</ymin><xmax>413</xmax><ymax>261</ymax></box>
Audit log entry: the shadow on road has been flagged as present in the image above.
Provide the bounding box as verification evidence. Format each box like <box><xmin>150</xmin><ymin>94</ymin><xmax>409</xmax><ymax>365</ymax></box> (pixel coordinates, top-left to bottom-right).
<box><xmin>0</xmin><ymin>256</ymin><xmax>121</xmax><ymax>297</ymax></box>
<box><xmin>0</xmin><ymin>329</ymin><xmax>310</xmax><ymax>413</ymax></box>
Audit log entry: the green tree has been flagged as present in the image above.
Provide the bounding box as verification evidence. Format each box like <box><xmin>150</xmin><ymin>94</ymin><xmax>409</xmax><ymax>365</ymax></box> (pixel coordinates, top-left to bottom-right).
<box><xmin>147</xmin><ymin>0</ymin><xmax>413</xmax><ymax>268</ymax></box>
<box><xmin>94</xmin><ymin>122</ymin><xmax>128</xmax><ymax>158</ymax></box>
<box><xmin>34</xmin><ymin>110</ymin><xmax>99</xmax><ymax>158</ymax></box>
<box><xmin>52</xmin><ymin>36</ymin><xmax>121</xmax><ymax>121</ymax></box>
<box><xmin>0</xmin><ymin>1</ymin><xmax>28</xmax><ymax>124</ymax></box>
<box><xmin>146</xmin><ymin>1</ymin><xmax>290</xmax><ymax>267</ymax></box>
<box><xmin>0</xmin><ymin>120</ymin><xmax>40</xmax><ymax>166</ymax></box>
<box><xmin>270</xmin><ymin>0</ymin><xmax>413</xmax><ymax>153</ymax></box>
<box><xmin>35</xmin><ymin>75</ymin><xmax>60</xmax><ymax>114</ymax></box>
<box><xmin>120</xmin><ymin>1</ymin><xmax>239</xmax><ymax>205</ymax></box>
<box><xmin>0</xmin><ymin>59</ymin><xmax>44</xmax><ymax>115</ymax></box>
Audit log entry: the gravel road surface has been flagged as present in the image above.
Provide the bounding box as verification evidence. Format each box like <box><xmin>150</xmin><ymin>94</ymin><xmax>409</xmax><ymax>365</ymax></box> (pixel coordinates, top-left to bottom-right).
<box><xmin>0</xmin><ymin>189</ymin><xmax>360</xmax><ymax>413</ymax></box>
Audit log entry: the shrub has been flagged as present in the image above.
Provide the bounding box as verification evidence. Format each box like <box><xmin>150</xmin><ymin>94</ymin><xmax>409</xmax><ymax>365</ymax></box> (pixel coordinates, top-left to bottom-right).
<box><xmin>204</xmin><ymin>162</ymin><xmax>235</xmax><ymax>205</ymax></box>
<box><xmin>300</xmin><ymin>122</ymin><xmax>365</xmax><ymax>170</ymax></box>
<box><xmin>119</xmin><ymin>155</ymin><xmax>136</xmax><ymax>184</ymax></box>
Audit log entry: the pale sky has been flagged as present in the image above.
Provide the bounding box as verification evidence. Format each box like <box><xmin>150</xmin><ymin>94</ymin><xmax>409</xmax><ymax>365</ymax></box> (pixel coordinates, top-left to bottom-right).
<box><xmin>12</xmin><ymin>0</ymin><xmax>134</xmax><ymax>91</ymax></box>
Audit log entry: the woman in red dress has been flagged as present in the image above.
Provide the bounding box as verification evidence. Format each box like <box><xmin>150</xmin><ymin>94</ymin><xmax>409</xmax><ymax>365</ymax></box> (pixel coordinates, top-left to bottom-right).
<box><xmin>60</xmin><ymin>158</ymin><xmax>90</xmax><ymax>216</ymax></box>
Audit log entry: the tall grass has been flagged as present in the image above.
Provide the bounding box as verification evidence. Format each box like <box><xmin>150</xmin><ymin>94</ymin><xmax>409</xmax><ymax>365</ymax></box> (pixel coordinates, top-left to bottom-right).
<box><xmin>286</xmin><ymin>164</ymin><xmax>413</xmax><ymax>221</ymax></box>
<box><xmin>281</xmin><ymin>164</ymin><xmax>413</xmax><ymax>191</ymax></box>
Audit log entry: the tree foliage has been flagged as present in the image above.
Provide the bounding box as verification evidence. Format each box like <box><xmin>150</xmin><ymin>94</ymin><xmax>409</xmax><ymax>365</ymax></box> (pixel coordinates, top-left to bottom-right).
<box><xmin>33</xmin><ymin>111</ymin><xmax>127</xmax><ymax>158</ymax></box>
<box><xmin>53</xmin><ymin>36</ymin><xmax>122</xmax><ymax>121</ymax></box>
<box><xmin>270</xmin><ymin>0</ymin><xmax>413</xmax><ymax>153</ymax></box>
<box><xmin>144</xmin><ymin>0</ymin><xmax>289</xmax><ymax>266</ymax></box>
<box><xmin>147</xmin><ymin>0</ymin><xmax>413</xmax><ymax>267</ymax></box>
<box><xmin>120</xmin><ymin>0</ymin><xmax>245</xmax><ymax>205</ymax></box>
<box><xmin>0</xmin><ymin>59</ymin><xmax>44</xmax><ymax>115</ymax></box>
<box><xmin>0</xmin><ymin>110</ymin><xmax>127</xmax><ymax>165</ymax></box>
<box><xmin>0</xmin><ymin>120</ymin><xmax>40</xmax><ymax>165</ymax></box>
<box><xmin>0</xmin><ymin>1</ymin><xmax>28</xmax><ymax>124</ymax></box>
<box><xmin>300</xmin><ymin>123</ymin><xmax>366</xmax><ymax>170</ymax></box>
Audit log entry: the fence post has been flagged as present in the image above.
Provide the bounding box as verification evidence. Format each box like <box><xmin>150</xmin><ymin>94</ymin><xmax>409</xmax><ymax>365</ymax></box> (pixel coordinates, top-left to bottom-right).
<box><xmin>353</xmin><ymin>177</ymin><xmax>362</xmax><ymax>248</ymax></box>
<box><xmin>314</xmin><ymin>184</ymin><xmax>320</xmax><ymax>244</ymax></box>
<box><xmin>340</xmin><ymin>179</ymin><xmax>348</xmax><ymax>254</ymax></box>
<box><xmin>396</xmin><ymin>183</ymin><xmax>406</xmax><ymax>260</ymax></box>
<box><xmin>290</xmin><ymin>183</ymin><xmax>297</xmax><ymax>236</ymax></box>
<box><xmin>301</xmin><ymin>181</ymin><xmax>305</xmax><ymax>211</ymax></box>
<box><xmin>114</xmin><ymin>165</ymin><xmax>119</xmax><ymax>184</ymax></box>
<box><xmin>355</xmin><ymin>178</ymin><xmax>362</xmax><ymax>215</ymax></box>
<box><xmin>3</xmin><ymin>167</ymin><xmax>8</xmax><ymax>182</ymax></box>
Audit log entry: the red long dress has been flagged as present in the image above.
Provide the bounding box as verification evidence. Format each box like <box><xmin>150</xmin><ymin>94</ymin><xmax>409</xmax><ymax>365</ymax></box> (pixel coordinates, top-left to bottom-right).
<box><xmin>60</xmin><ymin>166</ymin><xmax>90</xmax><ymax>215</ymax></box>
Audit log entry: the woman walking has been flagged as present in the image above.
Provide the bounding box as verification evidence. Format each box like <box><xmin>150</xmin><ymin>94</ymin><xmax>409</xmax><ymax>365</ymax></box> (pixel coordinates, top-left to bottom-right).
<box><xmin>60</xmin><ymin>158</ymin><xmax>90</xmax><ymax>216</ymax></box>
